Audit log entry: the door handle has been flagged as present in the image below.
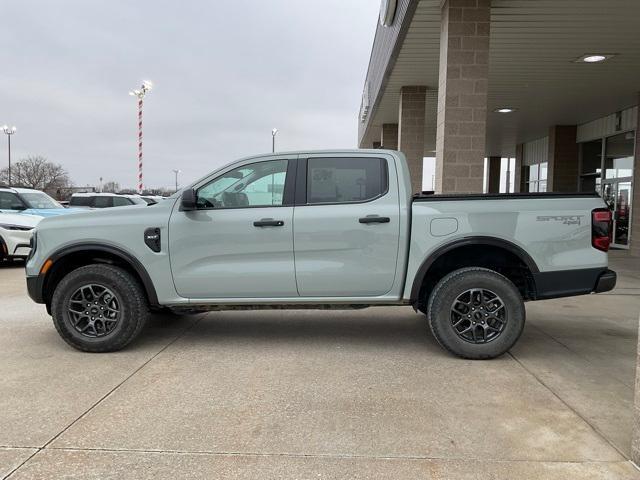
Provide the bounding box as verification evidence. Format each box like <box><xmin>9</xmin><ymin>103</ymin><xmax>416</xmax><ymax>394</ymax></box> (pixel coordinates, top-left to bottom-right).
<box><xmin>359</xmin><ymin>215</ymin><xmax>390</xmax><ymax>224</ymax></box>
<box><xmin>253</xmin><ymin>218</ymin><xmax>285</xmax><ymax>227</ymax></box>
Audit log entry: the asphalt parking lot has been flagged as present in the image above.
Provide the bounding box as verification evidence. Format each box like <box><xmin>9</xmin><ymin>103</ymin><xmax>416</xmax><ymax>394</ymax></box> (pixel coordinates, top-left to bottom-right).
<box><xmin>2</xmin><ymin>252</ymin><xmax>640</xmax><ymax>479</ymax></box>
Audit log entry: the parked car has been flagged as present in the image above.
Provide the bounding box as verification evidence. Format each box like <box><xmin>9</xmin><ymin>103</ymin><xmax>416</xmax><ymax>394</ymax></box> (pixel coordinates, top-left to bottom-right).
<box><xmin>0</xmin><ymin>212</ymin><xmax>40</xmax><ymax>260</ymax></box>
<box><xmin>25</xmin><ymin>150</ymin><xmax>615</xmax><ymax>358</ymax></box>
<box><xmin>0</xmin><ymin>187</ymin><xmax>74</xmax><ymax>217</ymax></box>
<box><xmin>69</xmin><ymin>193</ymin><xmax>147</xmax><ymax>209</ymax></box>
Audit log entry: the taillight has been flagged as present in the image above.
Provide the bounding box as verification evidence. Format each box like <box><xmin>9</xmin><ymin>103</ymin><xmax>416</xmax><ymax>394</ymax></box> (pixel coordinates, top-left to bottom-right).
<box><xmin>592</xmin><ymin>208</ymin><xmax>612</xmax><ymax>252</ymax></box>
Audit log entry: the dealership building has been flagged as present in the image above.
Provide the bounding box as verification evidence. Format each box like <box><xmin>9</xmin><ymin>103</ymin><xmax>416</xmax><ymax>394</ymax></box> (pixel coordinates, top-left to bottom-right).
<box><xmin>358</xmin><ymin>0</ymin><xmax>640</xmax><ymax>255</ymax></box>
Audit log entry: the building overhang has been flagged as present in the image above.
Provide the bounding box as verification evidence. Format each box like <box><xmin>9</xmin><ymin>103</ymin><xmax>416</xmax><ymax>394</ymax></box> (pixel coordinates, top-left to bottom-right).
<box><xmin>359</xmin><ymin>0</ymin><xmax>640</xmax><ymax>155</ymax></box>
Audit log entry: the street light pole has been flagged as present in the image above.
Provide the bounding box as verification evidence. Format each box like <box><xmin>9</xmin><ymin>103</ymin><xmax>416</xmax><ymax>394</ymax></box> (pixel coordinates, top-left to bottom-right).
<box><xmin>271</xmin><ymin>128</ymin><xmax>278</xmax><ymax>153</ymax></box>
<box><xmin>129</xmin><ymin>81</ymin><xmax>153</xmax><ymax>194</ymax></box>
<box><xmin>1</xmin><ymin>125</ymin><xmax>16</xmax><ymax>187</ymax></box>
<box><xmin>172</xmin><ymin>169</ymin><xmax>181</xmax><ymax>193</ymax></box>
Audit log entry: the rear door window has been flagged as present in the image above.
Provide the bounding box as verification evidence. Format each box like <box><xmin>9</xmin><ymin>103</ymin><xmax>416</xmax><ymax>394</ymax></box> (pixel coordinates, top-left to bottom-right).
<box><xmin>306</xmin><ymin>157</ymin><xmax>387</xmax><ymax>204</ymax></box>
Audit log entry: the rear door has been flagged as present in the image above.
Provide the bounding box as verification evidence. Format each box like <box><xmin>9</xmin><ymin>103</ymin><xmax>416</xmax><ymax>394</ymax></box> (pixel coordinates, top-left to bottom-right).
<box><xmin>293</xmin><ymin>154</ymin><xmax>400</xmax><ymax>297</ymax></box>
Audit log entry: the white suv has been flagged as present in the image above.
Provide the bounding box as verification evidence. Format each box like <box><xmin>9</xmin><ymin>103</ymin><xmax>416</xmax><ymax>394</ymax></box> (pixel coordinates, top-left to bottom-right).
<box><xmin>69</xmin><ymin>193</ymin><xmax>147</xmax><ymax>209</ymax></box>
<box><xmin>0</xmin><ymin>212</ymin><xmax>40</xmax><ymax>260</ymax></box>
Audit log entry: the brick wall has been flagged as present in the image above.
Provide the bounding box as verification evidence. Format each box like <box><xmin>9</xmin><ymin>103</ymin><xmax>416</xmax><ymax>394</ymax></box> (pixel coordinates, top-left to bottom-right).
<box><xmin>398</xmin><ymin>86</ymin><xmax>427</xmax><ymax>194</ymax></box>
<box><xmin>434</xmin><ymin>0</ymin><xmax>490</xmax><ymax>194</ymax></box>
<box><xmin>381</xmin><ymin>123</ymin><xmax>399</xmax><ymax>150</ymax></box>
<box><xmin>547</xmin><ymin>125</ymin><xmax>580</xmax><ymax>192</ymax></box>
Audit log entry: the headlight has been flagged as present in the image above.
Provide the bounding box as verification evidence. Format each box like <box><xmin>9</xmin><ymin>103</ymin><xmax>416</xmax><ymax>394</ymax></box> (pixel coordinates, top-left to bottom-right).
<box><xmin>0</xmin><ymin>224</ymin><xmax>34</xmax><ymax>231</ymax></box>
<box><xmin>27</xmin><ymin>230</ymin><xmax>37</xmax><ymax>261</ymax></box>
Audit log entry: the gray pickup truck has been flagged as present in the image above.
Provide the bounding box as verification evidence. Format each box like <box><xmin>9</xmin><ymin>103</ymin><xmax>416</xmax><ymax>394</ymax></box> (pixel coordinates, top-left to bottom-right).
<box><xmin>25</xmin><ymin>150</ymin><xmax>616</xmax><ymax>359</ymax></box>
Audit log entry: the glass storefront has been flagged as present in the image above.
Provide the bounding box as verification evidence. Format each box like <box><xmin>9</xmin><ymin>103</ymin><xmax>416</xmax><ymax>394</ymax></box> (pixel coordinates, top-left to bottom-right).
<box><xmin>581</xmin><ymin>131</ymin><xmax>635</xmax><ymax>248</ymax></box>
<box><xmin>524</xmin><ymin>161</ymin><xmax>548</xmax><ymax>192</ymax></box>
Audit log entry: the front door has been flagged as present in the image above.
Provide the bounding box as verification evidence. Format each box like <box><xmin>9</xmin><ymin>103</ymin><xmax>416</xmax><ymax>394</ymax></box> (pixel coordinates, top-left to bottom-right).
<box><xmin>169</xmin><ymin>157</ymin><xmax>298</xmax><ymax>299</ymax></box>
<box><xmin>293</xmin><ymin>155</ymin><xmax>400</xmax><ymax>297</ymax></box>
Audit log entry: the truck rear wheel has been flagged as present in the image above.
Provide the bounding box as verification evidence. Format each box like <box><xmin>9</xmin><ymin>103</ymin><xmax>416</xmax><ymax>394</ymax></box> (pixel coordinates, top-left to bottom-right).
<box><xmin>426</xmin><ymin>267</ymin><xmax>525</xmax><ymax>359</ymax></box>
<box><xmin>51</xmin><ymin>264</ymin><xmax>149</xmax><ymax>352</ymax></box>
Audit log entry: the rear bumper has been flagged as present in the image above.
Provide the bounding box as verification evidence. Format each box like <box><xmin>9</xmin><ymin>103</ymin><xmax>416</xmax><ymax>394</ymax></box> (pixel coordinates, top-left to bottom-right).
<box><xmin>594</xmin><ymin>269</ymin><xmax>617</xmax><ymax>293</ymax></box>
<box><xmin>533</xmin><ymin>267</ymin><xmax>616</xmax><ymax>300</ymax></box>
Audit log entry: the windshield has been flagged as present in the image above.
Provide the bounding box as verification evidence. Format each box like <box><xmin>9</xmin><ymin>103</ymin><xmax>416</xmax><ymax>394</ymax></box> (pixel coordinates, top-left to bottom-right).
<box><xmin>20</xmin><ymin>191</ymin><xmax>63</xmax><ymax>209</ymax></box>
<box><xmin>129</xmin><ymin>197</ymin><xmax>147</xmax><ymax>205</ymax></box>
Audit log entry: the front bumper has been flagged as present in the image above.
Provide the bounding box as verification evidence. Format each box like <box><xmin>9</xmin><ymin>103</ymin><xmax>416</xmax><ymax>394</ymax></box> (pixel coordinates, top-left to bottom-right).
<box><xmin>26</xmin><ymin>275</ymin><xmax>45</xmax><ymax>304</ymax></box>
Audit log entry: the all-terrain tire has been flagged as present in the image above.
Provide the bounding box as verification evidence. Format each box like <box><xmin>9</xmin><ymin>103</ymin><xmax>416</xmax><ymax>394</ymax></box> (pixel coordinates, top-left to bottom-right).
<box><xmin>51</xmin><ymin>264</ymin><xmax>149</xmax><ymax>352</ymax></box>
<box><xmin>426</xmin><ymin>267</ymin><xmax>525</xmax><ymax>360</ymax></box>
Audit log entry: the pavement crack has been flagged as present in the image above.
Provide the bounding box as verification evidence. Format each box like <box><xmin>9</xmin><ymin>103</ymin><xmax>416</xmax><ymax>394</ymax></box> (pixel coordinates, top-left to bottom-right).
<box><xmin>27</xmin><ymin>446</ymin><xmax>640</xmax><ymax>465</ymax></box>
<box><xmin>529</xmin><ymin>323</ymin><xmax>635</xmax><ymax>389</ymax></box>
<box><xmin>3</xmin><ymin>315</ymin><xmax>202</xmax><ymax>480</ymax></box>
<box><xmin>507</xmin><ymin>350</ymin><xmax>629</xmax><ymax>461</ymax></box>
<box><xmin>2</xmin><ymin>449</ymin><xmax>41</xmax><ymax>480</ymax></box>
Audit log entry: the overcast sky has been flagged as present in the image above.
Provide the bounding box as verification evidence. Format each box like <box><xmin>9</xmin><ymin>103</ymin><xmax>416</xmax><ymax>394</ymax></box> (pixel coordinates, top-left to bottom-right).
<box><xmin>0</xmin><ymin>0</ymin><xmax>379</xmax><ymax>190</ymax></box>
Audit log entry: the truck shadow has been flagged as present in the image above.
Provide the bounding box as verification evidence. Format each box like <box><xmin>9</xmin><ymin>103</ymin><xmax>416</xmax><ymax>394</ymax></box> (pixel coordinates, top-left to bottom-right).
<box><xmin>147</xmin><ymin>308</ymin><xmax>444</xmax><ymax>352</ymax></box>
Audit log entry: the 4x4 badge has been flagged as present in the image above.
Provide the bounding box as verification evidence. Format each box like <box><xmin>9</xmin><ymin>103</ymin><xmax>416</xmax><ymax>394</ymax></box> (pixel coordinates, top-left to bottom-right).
<box><xmin>536</xmin><ymin>215</ymin><xmax>583</xmax><ymax>226</ymax></box>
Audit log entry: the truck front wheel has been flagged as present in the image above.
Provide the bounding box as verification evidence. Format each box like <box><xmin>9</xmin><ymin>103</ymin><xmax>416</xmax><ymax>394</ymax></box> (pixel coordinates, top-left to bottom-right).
<box><xmin>426</xmin><ymin>267</ymin><xmax>525</xmax><ymax>359</ymax></box>
<box><xmin>51</xmin><ymin>264</ymin><xmax>149</xmax><ymax>352</ymax></box>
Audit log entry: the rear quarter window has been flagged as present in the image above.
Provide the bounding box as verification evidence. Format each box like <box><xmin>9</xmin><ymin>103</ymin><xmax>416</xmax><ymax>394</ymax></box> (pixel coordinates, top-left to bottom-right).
<box><xmin>69</xmin><ymin>196</ymin><xmax>93</xmax><ymax>207</ymax></box>
<box><xmin>113</xmin><ymin>197</ymin><xmax>133</xmax><ymax>207</ymax></box>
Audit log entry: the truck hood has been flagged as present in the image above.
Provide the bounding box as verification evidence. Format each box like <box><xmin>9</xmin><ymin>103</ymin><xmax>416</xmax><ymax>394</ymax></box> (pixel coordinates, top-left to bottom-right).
<box><xmin>37</xmin><ymin>199</ymin><xmax>176</xmax><ymax>231</ymax></box>
<box><xmin>22</xmin><ymin>208</ymin><xmax>83</xmax><ymax>217</ymax></box>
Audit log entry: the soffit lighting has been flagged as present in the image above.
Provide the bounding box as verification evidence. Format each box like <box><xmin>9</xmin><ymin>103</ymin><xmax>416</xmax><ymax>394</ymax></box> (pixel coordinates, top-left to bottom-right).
<box><xmin>494</xmin><ymin>107</ymin><xmax>516</xmax><ymax>113</ymax></box>
<box><xmin>575</xmin><ymin>54</ymin><xmax>615</xmax><ymax>63</ymax></box>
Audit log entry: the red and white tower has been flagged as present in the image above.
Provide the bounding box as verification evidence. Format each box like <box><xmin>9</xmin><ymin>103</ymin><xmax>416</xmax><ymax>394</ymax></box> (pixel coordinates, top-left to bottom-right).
<box><xmin>129</xmin><ymin>81</ymin><xmax>153</xmax><ymax>194</ymax></box>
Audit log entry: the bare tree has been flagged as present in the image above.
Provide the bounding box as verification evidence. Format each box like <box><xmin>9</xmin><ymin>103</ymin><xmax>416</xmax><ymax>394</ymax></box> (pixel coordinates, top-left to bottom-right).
<box><xmin>0</xmin><ymin>156</ymin><xmax>72</xmax><ymax>192</ymax></box>
<box><xmin>102</xmin><ymin>181</ymin><xmax>120</xmax><ymax>193</ymax></box>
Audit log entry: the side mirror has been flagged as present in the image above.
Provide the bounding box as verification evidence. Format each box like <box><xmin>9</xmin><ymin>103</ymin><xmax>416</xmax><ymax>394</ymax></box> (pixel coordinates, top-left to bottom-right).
<box><xmin>11</xmin><ymin>204</ymin><xmax>27</xmax><ymax>211</ymax></box>
<box><xmin>180</xmin><ymin>188</ymin><xmax>197</xmax><ymax>211</ymax></box>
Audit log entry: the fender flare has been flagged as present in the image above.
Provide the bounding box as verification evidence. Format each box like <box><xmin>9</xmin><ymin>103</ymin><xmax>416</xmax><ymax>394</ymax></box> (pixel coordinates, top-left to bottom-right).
<box><xmin>409</xmin><ymin>236</ymin><xmax>540</xmax><ymax>302</ymax></box>
<box><xmin>42</xmin><ymin>242</ymin><xmax>159</xmax><ymax>306</ymax></box>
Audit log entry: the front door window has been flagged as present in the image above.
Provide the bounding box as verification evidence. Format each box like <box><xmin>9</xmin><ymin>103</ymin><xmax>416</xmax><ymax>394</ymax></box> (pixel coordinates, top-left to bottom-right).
<box><xmin>196</xmin><ymin>160</ymin><xmax>288</xmax><ymax>209</ymax></box>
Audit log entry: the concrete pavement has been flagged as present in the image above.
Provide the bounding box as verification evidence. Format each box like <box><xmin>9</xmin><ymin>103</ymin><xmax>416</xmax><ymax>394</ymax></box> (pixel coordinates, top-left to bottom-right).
<box><xmin>1</xmin><ymin>254</ymin><xmax>639</xmax><ymax>479</ymax></box>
